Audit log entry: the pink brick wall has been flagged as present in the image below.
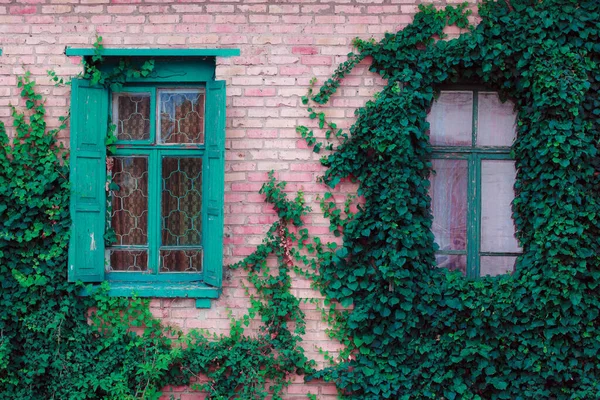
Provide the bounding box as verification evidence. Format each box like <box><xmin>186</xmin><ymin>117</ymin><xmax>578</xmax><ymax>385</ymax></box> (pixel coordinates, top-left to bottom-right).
<box><xmin>0</xmin><ymin>0</ymin><xmax>479</xmax><ymax>397</ymax></box>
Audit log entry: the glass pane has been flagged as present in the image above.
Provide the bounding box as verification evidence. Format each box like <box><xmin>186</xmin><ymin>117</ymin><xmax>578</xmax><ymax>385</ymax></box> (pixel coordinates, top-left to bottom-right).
<box><xmin>427</xmin><ymin>91</ymin><xmax>473</xmax><ymax>146</ymax></box>
<box><xmin>480</xmin><ymin>256</ymin><xmax>516</xmax><ymax>276</ymax></box>
<box><xmin>477</xmin><ymin>92</ymin><xmax>517</xmax><ymax>147</ymax></box>
<box><xmin>112</xmin><ymin>92</ymin><xmax>151</xmax><ymax>141</ymax></box>
<box><xmin>160</xmin><ymin>249</ymin><xmax>202</xmax><ymax>272</ymax></box>
<box><xmin>480</xmin><ymin>160</ymin><xmax>520</xmax><ymax>252</ymax></box>
<box><xmin>111</xmin><ymin>156</ymin><xmax>148</xmax><ymax>246</ymax></box>
<box><xmin>162</xmin><ymin>157</ymin><xmax>203</xmax><ymax>247</ymax></box>
<box><xmin>108</xmin><ymin>250</ymin><xmax>148</xmax><ymax>272</ymax></box>
<box><xmin>430</xmin><ymin>159</ymin><xmax>468</xmax><ymax>251</ymax></box>
<box><xmin>435</xmin><ymin>254</ymin><xmax>467</xmax><ymax>275</ymax></box>
<box><xmin>159</xmin><ymin>89</ymin><xmax>205</xmax><ymax>144</ymax></box>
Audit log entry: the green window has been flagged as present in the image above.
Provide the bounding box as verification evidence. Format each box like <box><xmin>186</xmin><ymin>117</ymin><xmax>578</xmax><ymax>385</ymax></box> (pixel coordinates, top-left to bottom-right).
<box><xmin>68</xmin><ymin>56</ymin><xmax>226</xmax><ymax>301</ymax></box>
<box><xmin>428</xmin><ymin>89</ymin><xmax>522</xmax><ymax>278</ymax></box>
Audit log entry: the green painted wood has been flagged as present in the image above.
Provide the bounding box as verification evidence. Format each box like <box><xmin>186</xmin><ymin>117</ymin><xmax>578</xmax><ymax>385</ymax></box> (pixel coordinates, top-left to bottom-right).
<box><xmin>68</xmin><ymin>79</ymin><xmax>109</xmax><ymax>282</ymax></box>
<box><xmin>195</xmin><ymin>299</ymin><xmax>212</xmax><ymax>308</ymax></box>
<box><xmin>66</xmin><ymin>48</ymin><xmax>240</xmax><ymax>57</ymax></box>
<box><xmin>81</xmin><ymin>282</ymin><xmax>221</xmax><ymax>298</ymax></box>
<box><xmin>97</xmin><ymin>58</ymin><xmax>216</xmax><ymax>83</ymax></box>
<box><xmin>107</xmin><ymin>273</ymin><xmax>205</xmax><ymax>282</ymax></box>
<box><xmin>95</xmin><ymin>78</ymin><xmax>226</xmax><ymax>295</ymax></box>
<box><xmin>109</xmin><ymin>86</ymin><xmax>156</xmax><ymax>145</ymax></box>
<box><xmin>149</xmin><ymin>150</ymin><xmax>160</xmax><ymax>274</ymax></box>
<box><xmin>202</xmin><ymin>80</ymin><xmax>226</xmax><ymax>288</ymax></box>
<box><xmin>466</xmin><ymin>154</ymin><xmax>478</xmax><ymax>278</ymax></box>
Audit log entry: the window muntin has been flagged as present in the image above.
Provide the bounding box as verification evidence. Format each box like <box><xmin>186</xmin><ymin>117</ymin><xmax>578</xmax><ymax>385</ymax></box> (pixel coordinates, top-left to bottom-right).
<box><xmin>158</xmin><ymin>89</ymin><xmax>205</xmax><ymax>144</ymax></box>
<box><xmin>427</xmin><ymin>90</ymin><xmax>521</xmax><ymax>277</ymax></box>
<box><xmin>107</xmin><ymin>86</ymin><xmax>207</xmax><ymax>279</ymax></box>
<box><xmin>112</xmin><ymin>92</ymin><xmax>152</xmax><ymax>141</ymax></box>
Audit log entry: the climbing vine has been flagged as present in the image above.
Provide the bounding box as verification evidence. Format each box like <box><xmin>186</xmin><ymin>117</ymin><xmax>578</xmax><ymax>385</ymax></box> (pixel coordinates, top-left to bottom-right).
<box><xmin>0</xmin><ymin>40</ymin><xmax>315</xmax><ymax>399</ymax></box>
<box><xmin>297</xmin><ymin>0</ymin><xmax>600</xmax><ymax>398</ymax></box>
<box><xmin>1</xmin><ymin>1</ymin><xmax>599</xmax><ymax>399</ymax></box>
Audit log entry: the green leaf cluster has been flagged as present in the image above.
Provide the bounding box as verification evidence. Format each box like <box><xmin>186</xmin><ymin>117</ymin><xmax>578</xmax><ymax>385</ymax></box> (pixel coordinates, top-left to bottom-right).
<box><xmin>297</xmin><ymin>1</ymin><xmax>600</xmax><ymax>398</ymax></box>
<box><xmin>0</xmin><ymin>41</ymin><xmax>317</xmax><ymax>399</ymax></box>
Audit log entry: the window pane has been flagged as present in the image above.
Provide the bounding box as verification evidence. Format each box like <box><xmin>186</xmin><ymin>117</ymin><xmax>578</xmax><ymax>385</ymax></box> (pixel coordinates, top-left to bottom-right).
<box><xmin>427</xmin><ymin>91</ymin><xmax>473</xmax><ymax>146</ymax></box>
<box><xmin>480</xmin><ymin>256</ymin><xmax>516</xmax><ymax>276</ymax></box>
<box><xmin>108</xmin><ymin>250</ymin><xmax>148</xmax><ymax>272</ymax></box>
<box><xmin>430</xmin><ymin>159</ymin><xmax>468</xmax><ymax>251</ymax></box>
<box><xmin>162</xmin><ymin>157</ymin><xmax>203</xmax><ymax>247</ymax></box>
<box><xmin>435</xmin><ymin>254</ymin><xmax>467</xmax><ymax>275</ymax></box>
<box><xmin>161</xmin><ymin>249</ymin><xmax>202</xmax><ymax>272</ymax></box>
<box><xmin>480</xmin><ymin>160</ymin><xmax>520</xmax><ymax>252</ymax></box>
<box><xmin>477</xmin><ymin>92</ymin><xmax>517</xmax><ymax>147</ymax></box>
<box><xmin>159</xmin><ymin>89</ymin><xmax>205</xmax><ymax>144</ymax></box>
<box><xmin>112</xmin><ymin>93</ymin><xmax>151</xmax><ymax>141</ymax></box>
<box><xmin>111</xmin><ymin>156</ymin><xmax>148</xmax><ymax>246</ymax></box>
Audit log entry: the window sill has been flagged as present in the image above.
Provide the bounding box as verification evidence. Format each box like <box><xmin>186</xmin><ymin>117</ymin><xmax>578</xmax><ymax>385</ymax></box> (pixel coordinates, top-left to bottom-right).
<box><xmin>81</xmin><ymin>281</ymin><xmax>220</xmax><ymax>308</ymax></box>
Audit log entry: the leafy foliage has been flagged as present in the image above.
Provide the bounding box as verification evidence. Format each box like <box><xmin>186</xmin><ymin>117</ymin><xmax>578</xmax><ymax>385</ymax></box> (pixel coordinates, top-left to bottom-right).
<box><xmin>2</xmin><ymin>1</ymin><xmax>600</xmax><ymax>399</ymax></box>
<box><xmin>0</xmin><ymin>42</ymin><xmax>315</xmax><ymax>398</ymax></box>
<box><xmin>296</xmin><ymin>0</ymin><xmax>600</xmax><ymax>398</ymax></box>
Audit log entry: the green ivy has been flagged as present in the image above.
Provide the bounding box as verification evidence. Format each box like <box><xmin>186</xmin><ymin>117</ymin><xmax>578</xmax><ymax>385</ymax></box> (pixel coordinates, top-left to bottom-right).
<box><xmin>0</xmin><ymin>41</ymin><xmax>316</xmax><ymax>399</ymax></box>
<box><xmin>297</xmin><ymin>0</ymin><xmax>600</xmax><ymax>398</ymax></box>
<box><xmin>2</xmin><ymin>1</ymin><xmax>600</xmax><ymax>398</ymax></box>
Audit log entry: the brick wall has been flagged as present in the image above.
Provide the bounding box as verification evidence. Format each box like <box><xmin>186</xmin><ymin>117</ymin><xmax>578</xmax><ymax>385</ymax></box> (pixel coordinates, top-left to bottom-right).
<box><xmin>0</xmin><ymin>0</ymin><xmax>478</xmax><ymax>397</ymax></box>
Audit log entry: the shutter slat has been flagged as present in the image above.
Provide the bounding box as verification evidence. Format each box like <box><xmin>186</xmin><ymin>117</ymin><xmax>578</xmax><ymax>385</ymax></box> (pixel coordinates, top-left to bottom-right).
<box><xmin>68</xmin><ymin>79</ymin><xmax>108</xmax><ymax>282</ymax></box>
<box><xmin>202</xmin><ymin>80</ymin><xmax>226</xmax><ymax>287</ymax></box>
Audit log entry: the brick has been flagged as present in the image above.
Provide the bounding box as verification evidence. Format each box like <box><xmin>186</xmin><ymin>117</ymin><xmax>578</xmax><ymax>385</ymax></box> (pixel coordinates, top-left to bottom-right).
<box><xmin>236</xmin><ymin>5</ymin><xmax>266</xmax><ymax>13</ymax></box>
<box><xmin>209</xmin><ymin>24</ymin><xmax>238</xmax><ymax>33</ymax></box>
<box><xmin>9</xmin><ymin>6</ymin><xmax>37</xmax><ymax>15</ymax></box>
<box><xmin>115</xmin><ymin>15</ymin><xmax>144</xmax><ymax>24</ymax></box>
<box><xmin>348</xmin><ymin>16</ymin><xmax>380</xmax><ymax>24</ymax></box>
<box><xmin>149</xmin><ymin>15</ymin><xmax>179</xmax><ymax>23</ymax></box>
<box><xmin>176</xmin><ymin>24</ymin><xmax>207</xmax><ymax>33</ymax></box>
<box><xmin>171</xmin><ymin>4</ymin><xmax>203</xmax><ymax>13</ymax></box>
<box><xmin>206</xmin><ymin>5</ymin><xmax>234</xmax><ymax>13</ymax></box>
<box><xmin>291</xmin><ymin>47</ymin><xmax>316</xmax><ymax>55</ymax></box>
<box><xmin>107</xmin><ymin>5</ymin><xmax>136</xmax><ymax>13</ymax></box>
<box><xmin>156</xmin><ymin>36</ymin><xmax>186</xmax><ymax>45</ymax></box>
<box><xmin>252</xmin><ymin>36</ymin><xmax>282</xmax><ymax>45</ymax></box>
<box><xmin>304</xmin><ymin>25</ymin><xmax>334</xmax><ymax>34</ymax></box>
<box><xmin>41</xmin><ymin>5</ymin><xmax>72</xmax><ymax>13</ymax></box>
<box><xmin>74</xmin><ymin>5</ymin><xmax>103</xmax><ymax>13</ymax></box>
<box><xmin>280</xmin><ymin>66</ymin><xmax>311</xmax><ymax>76</ymax></box>
<box><xmin>249</xmin><ymin>14</ymin><xmax>279</xmax><ymax>23</ymax></box>
<box><xmin>335</xmin><ymin>5</ymin><xmax>364</xmax><ymax>13</ymax></box>
<box><xmin>282</xmin><ymin>15</ymin><xmax>313</xmax><ymax>24</ymax></box>
<box><xmin>143</xmin><ymin>25</ymin><xmax>174</xmax><ymax>34</ymax></box>
<box><xmin>188</xmin><ymin>35</ymin><xmax>219</xmax><ymax>45</ymax></box>
<box><xmin>269</xmin><ymin>4</ymin><xmax>300</xmax><ymax>13</ymax></box>
<box><xmin>220</xmin><ymin>35</ymin><xmax>248</xmax><ymax>45</ymax></box>
<box><xmin>215</xmin><ymin>15</ymin><xmax>246</xmax><ymax>24</ymax></box>
<box><xmin>0</xmin><ymin>16</ymin><xmax>25</xmax><ymax>23</ymax></box>
<box><xmin>182</xmin><ymin>14</ymin><xmax>213</xmax><ymax>23</ymax></box>
<box><xmin>301</xmin><ymin>5</ymin><xmax>331</xmax><ymax>13</ymax></box>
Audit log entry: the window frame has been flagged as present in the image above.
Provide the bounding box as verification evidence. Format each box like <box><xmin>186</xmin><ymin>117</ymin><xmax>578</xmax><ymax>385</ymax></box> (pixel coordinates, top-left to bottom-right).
<box><xmin>67</xmin><ymin>54</ymin><xmax>230</xmax><ymax>304</ymax></box>
<box><xmin>430</xmin><ymin>87</ymin><xmax>521</xmax><ymax>278</ymax></box>
<box><xmin>108</xmin><ymin>84</ymin><xmax>208</xmax><ymax>283</ymax></box>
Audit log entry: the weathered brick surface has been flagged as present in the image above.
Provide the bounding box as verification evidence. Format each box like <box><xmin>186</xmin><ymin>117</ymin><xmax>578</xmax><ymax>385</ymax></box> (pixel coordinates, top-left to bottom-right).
<box><xmin>0</xmin><ymin>0</ymin><xmax>479</xmax><ymax>397</ymax></box>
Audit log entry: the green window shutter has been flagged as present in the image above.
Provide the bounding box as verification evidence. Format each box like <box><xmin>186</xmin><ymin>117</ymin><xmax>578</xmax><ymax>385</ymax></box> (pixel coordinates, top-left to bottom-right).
<box><xmin>68</xmin><ymin>79</ymin><xmax>109</xmax><ymax>282</ymax></box>
<box><xmin>202</xmin><ymin>80</ymin><xmax>226</xmax><ymax>287</ymax></box>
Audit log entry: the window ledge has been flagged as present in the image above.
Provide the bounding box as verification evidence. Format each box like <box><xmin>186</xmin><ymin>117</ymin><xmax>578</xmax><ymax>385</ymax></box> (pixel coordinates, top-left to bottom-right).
<box><xmin>65</xmin><ymin>47</ymin><xmax>240</xmax><ymax>57</ymax></box>
<box><xmin>81</xmin><ymin>282</ymin><xmax>220</xmax><ymax>308</ymax></box>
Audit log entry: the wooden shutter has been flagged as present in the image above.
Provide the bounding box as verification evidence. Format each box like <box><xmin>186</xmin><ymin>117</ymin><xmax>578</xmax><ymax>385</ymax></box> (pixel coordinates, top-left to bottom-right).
<box><xmin>68</xmin><ymin>79</ymin><xmax>109</xmax><ymax>282</ymax></box>
<box><xmin>202</xmin><ymin>80</ymin><xmax>226</xmax><ymax>287</ymax></box>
